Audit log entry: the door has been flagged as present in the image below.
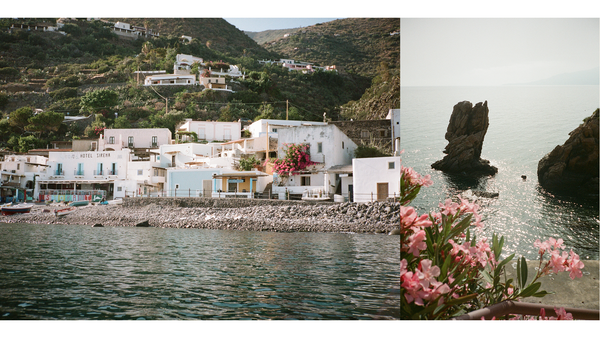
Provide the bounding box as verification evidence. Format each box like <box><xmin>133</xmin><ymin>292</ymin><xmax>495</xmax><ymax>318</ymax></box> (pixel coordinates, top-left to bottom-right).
<box><xmin>377</xmin><ymin>183</ymin><xmax>389</xmax><ymax>201</ymax></box>
<box><xmin>348</xmin><ymin>184</ymin><xmax>353</xmax><ymax>202</ymax></box>
<box><xmin>203</xmin><ymin>180</ymin><xmax>212</xmax><ymax>197</ymax></box>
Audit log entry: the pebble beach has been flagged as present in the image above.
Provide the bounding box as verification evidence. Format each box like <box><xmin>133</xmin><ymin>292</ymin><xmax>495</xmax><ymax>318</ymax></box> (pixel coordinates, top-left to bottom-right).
<box><xmin>1</xmin><ymin>198</ymin><xmax>401</xmax><ymax>235</ymax></box>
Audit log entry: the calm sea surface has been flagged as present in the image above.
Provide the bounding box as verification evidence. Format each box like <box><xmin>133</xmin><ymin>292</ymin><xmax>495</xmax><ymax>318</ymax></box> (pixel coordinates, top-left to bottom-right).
<box><xmin>0</xmin><ymin>223</ymin><xmax>399</xmax><ymax>320</ymax></box>
<box><xmin>401</xmin><ymin>85</ymin><xmax>599</xmax><ymax>260</ymax></box>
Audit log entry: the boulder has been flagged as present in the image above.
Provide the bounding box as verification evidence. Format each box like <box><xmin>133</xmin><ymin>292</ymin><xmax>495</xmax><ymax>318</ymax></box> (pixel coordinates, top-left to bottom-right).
<box><xmin>135</xmin><ymin>220</ymin><xmax>151</xmax><ymax>227</ymax></box>
<box><xmin>92</xmin><ymin>223</ymin><xmax>104</xmax><ymax>227</ymax></box>
<box><xmin>537</xmin><ymin>109</ymin><xmax>599</xmax><ymax>196</ymax></box>
<box><xmin>432</xmin><ymin>101</ymin><xmax>498</xmax><ymax>176</ymax></box>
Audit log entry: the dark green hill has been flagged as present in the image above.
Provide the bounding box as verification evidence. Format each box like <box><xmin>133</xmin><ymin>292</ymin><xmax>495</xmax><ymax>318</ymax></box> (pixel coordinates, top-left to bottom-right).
<box><xmin>245</xmin><ymin>28</ymin><xmax>301</xmax><ymax>45</ymax></box>
<box><xmin>111</xmin><ymin>18</ymin><xmax>276</xmax><ymax>60</ymax></box>
<box><xmin>263</xmin><ymin>18</ymin><xmax>399</xmax><ymax>77</ymax></box>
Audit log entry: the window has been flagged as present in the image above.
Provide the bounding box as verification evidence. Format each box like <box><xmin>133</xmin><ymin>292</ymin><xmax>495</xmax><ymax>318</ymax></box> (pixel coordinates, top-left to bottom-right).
<box><xmin>137</xmin><ymin>169</ymin><xmax>143</xmax><ymax>176</ymax></box>
<box><xmin>108</xmin><ymin>136</ymin><xmax>115</xmax><ymax>144</ymax></box>
<box><xmin>342</xmin><ymin>141</ymin><xmax>344</xmax><ymax>149</ymax></box>
<box><xmin>151</xmin><ymin>136</ymin><xmax>158</xmax><ymax>147</ymax></box>
<box><xmin>17</xmin><ymin>164</ymin><xmax>20</xmax><ymax>170</ymax></box>
<box><xmin>117</xmin><ymin>186</ymin><xmax>122</xmax><ymax>192</ymax></box>
<box><xmin>301</xmin><ymin>176</ymin><xmax>311</xmax><ymax>186</ymax></box>
<box><xmin>317</xmin><ymin>142</ymin><xmax>322</xmax><ymax>153</ymax></box>
<box><xmin>388</xmin><ymin>162</ymin><xmax>395</xmax><ymax>169</ymax></box>
<box><xmin>128</xmin><ymin>136</ymin><xmax>134</xmax><ymax>148</ymax></box>
<box><xmin>175</xmin><ymin>184</ymin><xmax>180</xmax><ymax>189</ymax></box>
<box><xmin>97</xmin><ymin>163</ymin><xmax>103</xmax><ymax>175</ymax></box>
<box><xmin>361</xmin><ymin>130</ymin><xmax>370</xmax><ymax>138</ymax></box>
<box><xmin>77</xmin><ymin>163</ymin><xmax>84</xmax><ymax>175</ymax></box>
<box><xmin>111</xmin><ymin>163</ymin><xmax>117</xmax><ymax>175</ymax></box>
<box><xmin>198</xmin><ymin>128</ymin><xmax>206</xmax><ymax>140</ymax></box>
<box><xmin>272</xmin><ymin>128</ymin><xmax>278</xmax><ymax>133</ymax></box>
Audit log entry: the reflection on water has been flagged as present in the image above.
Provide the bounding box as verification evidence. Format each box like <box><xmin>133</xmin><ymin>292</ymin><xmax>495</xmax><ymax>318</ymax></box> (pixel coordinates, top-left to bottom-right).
<box><xmin>0</xmin><ymin>224</ymin><xmax>400</xmax><ymax>320</ymax></box>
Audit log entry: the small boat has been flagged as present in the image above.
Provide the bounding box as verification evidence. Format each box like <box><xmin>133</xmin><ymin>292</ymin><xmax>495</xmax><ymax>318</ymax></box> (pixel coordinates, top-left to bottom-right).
<box><xmin>1</xmin><ymin>203</ymin><xmax>34</xmax><ymax>216</ymax></box>
<box><xmin>54</xmin><ymin>206</ymin><xmax>77</xmax><ymax>217</ymax></box>
<box><xmin>69</xmin><ymin>200</ymin><xmax>89</xmax><ymax>207</ymax></box>
<box><xmin>99</xmin><ymin>199</ymin><xmax>123</xmax><ymax>205</ymax></box>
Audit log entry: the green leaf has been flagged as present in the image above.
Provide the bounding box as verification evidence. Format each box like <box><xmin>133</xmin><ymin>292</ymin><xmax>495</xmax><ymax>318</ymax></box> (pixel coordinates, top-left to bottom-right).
<box><xmin>444</xmin><ymin>293</ymin><xmax>478</xmax><ymax>306</ymax></box>
<box><xmin>531</xmin><ymin>290</ymin><xmax>551</xmax><ymax>298</ymax></box>
<box><xmin>481</xmin><ymin>269</ymin><xmax>493</xmax><ymax>285</ymax></box>
<box><xmin>519</xmin><ymin>282</ymin><xmax>541</xmax><ymax>298</ymax></box>
<box><xmin>520</xmin><ymin>256</ymin><xmax>528</xmax><ymax>289</ymax></box>
<box><xmin>494</xmin><ymin>253</ymin><xmax>515</xmax><ymax>276</ymax></box>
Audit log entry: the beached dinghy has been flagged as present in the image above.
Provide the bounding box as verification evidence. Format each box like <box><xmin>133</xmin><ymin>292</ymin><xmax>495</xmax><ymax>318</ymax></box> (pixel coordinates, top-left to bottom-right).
<box><xmin>1</xmin><ymin>203</ymin><xmax>34</xmax><ymax>216</ymax></box>
<box><xmin>54</xmin><ymin>206</ymin><xmax>77</xmax><ymax>217</ymax></box>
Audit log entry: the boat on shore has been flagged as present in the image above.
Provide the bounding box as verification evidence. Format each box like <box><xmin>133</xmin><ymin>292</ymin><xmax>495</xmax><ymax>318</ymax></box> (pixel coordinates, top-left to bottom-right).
<box><xmin>69</xmin><ymin>200</ymin><xmax>89</xmax><ymax>207</ymax></box>
<box><xmin>54</xmin><ymin>206</ymin><xmax>77</xmax><ymax>217</ymax></box>
<box><xmin>1</xmin><ymin>203</ymin><xmax>34</xmax><ymax>216</ymax></box>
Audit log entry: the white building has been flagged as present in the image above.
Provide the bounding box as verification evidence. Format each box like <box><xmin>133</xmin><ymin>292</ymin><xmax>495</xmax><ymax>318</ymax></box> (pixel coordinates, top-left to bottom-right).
<box><xmin>246</xmin><ymin>119</ymin><xmax>327</xmax><ymax>138</ymax></box>
<box><xmin>174</xmin><ymin>54</ymin><xmax>203</xmax><ymax>75</ymax></box>
<box><xmin>272</xmin><ymin>124</ymin><xmax>357</xmax><ymax>198</ymax></box>
<box><xmin>37</xmin><ymin>149</ymin><xmax>131</xmax><ymax>202</ymax></box>
<box><xmin>176</xmin><ymin>119</ymin><xmax>241</xmax><ymax>143</ymax></box>
<box><xmin>144</xmin><ymin>74</ymin><xmax>196</xmax><ymax>86</ymax></box>
<box><xmin>100</xmin><ymin>128</ymin><xmax>173</xmax><ymax>151</ymax></box>
<box><xmin>352</xmin><ymin>157</ymin><xmax>401</xmax><ymax>203</ymax></box>
<box><xmin>0</xmin><ymin>155</ymin><xmax>49</xmax><ymax>202</ymax></box>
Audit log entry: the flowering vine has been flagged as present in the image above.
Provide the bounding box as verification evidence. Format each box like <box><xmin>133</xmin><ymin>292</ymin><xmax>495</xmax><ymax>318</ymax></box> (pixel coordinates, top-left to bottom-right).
<box><xmin>270</xmin><ymin>143</ymin><xmax>319</xmax><ymax>177</ymax></box>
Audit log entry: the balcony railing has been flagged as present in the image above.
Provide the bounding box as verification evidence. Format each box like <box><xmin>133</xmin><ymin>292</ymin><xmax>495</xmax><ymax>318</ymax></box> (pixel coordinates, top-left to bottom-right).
<box><xmin>54</xmin><ymin>170</ymin><xmax>64</xmax><ymax>176</ymax></box>
<box><xmin>74</xmin><ymin>170</ymin><xmax>84</xmax><ymax>176</ymax></box>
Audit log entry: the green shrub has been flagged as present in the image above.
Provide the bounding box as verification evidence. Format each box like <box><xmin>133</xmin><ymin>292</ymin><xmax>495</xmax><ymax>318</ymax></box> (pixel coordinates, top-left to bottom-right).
<box><xmin>49</xmin><ymin>87</ymin><xmax>78</xmax><ymax>100</ymax></box>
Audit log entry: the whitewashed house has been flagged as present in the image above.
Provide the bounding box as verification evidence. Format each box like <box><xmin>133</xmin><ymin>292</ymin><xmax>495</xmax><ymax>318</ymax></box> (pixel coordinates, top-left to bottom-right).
<box><xmin>176</xmin><ymin>119</ymin><xmax>241</xmax><ymax>143</ymax></box>
<box><xmin>0</xmin><ymin>155</ymin><xmax>48</xmax><ymax>202</ymax></box>
<box><xmin>352</xmin><ymin>156</ymin><xmax>400</xmax><ymax>203</ymax></box>
<box><xmin>246</xmin><ymin>119</ymin><xmax>327</xmax><ymax>138</ymax></box>
<box><xmin>174</xmin><ymin>54</ymin><xmax>203</xmax><ymax>75</ymax></box>
<box><xmin>272</xmin><ymin>124</ymin><xmax>357</xmax><ymax>199</ymax></box>
<box><xmin>100</xmin><ymin>128</ymin><xmax>173</xmax><ymax>152</ymax></box>
<box><xmin>144</xmin><ymin>74</ymin><xmax>196</xmax><ymax>86</ymax></box>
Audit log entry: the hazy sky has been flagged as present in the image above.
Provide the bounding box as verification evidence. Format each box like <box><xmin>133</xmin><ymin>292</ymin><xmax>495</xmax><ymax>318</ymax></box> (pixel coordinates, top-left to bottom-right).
<box><xmin>401</xmin><ymin>18</ymin><xmax>599</xmax><ymax>86</ymax></box>
<box><xmin>224</xmin><ymin>18</ymin><xmax>341</xmax><ymax>32</ymax></box>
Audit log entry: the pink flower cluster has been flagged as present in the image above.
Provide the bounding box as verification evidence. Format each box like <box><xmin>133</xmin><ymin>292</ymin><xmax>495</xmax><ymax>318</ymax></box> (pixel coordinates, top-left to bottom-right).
<box><xmin>448</xmin><ymin>238</ymin><xmax>495</xmax><ymax>269</ymax></box>
<box><xmin>534</xmin><ymin>237</ymin><xmax>585</xmax><ymax>279</ymax></box>
<box><xmin>272</xmin><ymin>143</ymin><xmax>319</xmax><ymax>177</ymax></box>
<box><xmin>499</xmin><ymin>307</ymin><xmax>574</xmax><ymax>320</ymax></box>
<box><xmin>400</xmin><ymin>166</ymin><xmax>433</xmax><ymax>187</ymax></box>
<box><xmin>401</xmin><ymin>259</ymin><xmax>451</xmax><ymax>306</ymax></box>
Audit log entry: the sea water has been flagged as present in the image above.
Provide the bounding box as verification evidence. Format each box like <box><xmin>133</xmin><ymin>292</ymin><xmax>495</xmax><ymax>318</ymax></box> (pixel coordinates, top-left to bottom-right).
<box><xmin>400</xmin><ymin>85</ymin><xmax>599</xmax><ymax>259</ymax></box>
<box><xmin>0</xmin><ymin>223</ymin><xmax>400</xmax><ymax>320</ymax></box>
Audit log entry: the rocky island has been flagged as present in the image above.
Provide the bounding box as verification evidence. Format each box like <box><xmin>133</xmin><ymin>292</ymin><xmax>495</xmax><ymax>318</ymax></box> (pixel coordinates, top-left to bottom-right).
<box><xmin>537</xmin><ymin>109</ymin><xmax>599</xmax><ymax>197</ymax></box>
<box><xmin>432</xmin><ymin>100</ymin><xmax>498</xmax><ymax>176</ymax></box>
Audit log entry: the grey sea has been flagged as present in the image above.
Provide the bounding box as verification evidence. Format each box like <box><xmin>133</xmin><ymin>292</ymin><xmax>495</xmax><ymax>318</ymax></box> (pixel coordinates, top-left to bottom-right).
<box><xmin>400</xmin><ymin>85</ymin><xmax>599</xmax><ymax>260</ymax></box>
<box><xmin>0</xmin><ymin>223</ymin><xmax>400</xmax><ymax>320</ymax></box>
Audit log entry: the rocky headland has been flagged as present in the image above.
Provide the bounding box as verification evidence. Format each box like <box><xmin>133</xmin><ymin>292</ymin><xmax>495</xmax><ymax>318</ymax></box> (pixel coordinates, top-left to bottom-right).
<box><xmin>432</xmin><ymin>101</ymin><xmax>498</xmax><ymax>176</ymax></box>
<box><xmin>1</xmin><ymin>198</ymin><xmax>401</xmax><ymax>235</ymax></box>
<box><xmin>537</xmin><ymin>109</ymin><xmax>599</xmax><ymax>197</ymax></box>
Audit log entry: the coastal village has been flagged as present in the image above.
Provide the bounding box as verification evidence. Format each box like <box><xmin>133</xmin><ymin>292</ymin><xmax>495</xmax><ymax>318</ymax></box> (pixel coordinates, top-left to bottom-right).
<box><xmin>1</xmin><ymin>22</ymin><xmax>401</xmax><ymax>208</ymax></box>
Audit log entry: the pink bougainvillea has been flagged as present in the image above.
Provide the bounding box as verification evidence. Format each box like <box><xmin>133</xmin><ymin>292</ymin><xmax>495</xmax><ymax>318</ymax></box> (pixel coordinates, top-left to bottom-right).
<box><xmin>270</xmin><ymin>143</ymin><xmax>319</xmax><ymax>177</ymax></box>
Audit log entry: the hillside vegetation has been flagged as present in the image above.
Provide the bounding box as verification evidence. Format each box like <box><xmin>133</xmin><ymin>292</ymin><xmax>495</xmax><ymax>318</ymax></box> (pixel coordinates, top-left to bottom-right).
<box><xmin>0</xmin><ymin>18</ymin><xmax>399</xmax><ymax>153</ymax></box>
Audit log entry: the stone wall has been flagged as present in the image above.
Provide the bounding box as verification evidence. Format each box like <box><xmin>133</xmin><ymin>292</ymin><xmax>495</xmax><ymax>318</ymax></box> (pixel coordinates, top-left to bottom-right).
<box><xmin>329</xmin><ymin>120</ymin><xmax>392</xmax><ymax>150</ymax></box>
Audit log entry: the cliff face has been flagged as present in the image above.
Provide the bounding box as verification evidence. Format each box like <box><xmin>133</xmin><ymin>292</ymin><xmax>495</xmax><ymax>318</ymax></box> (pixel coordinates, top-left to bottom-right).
<box><xmin>432</xmin><ymin>101</ymin><xmax>498</xmax><ymax>176</ymax></box>
<box><xmin>537</xmin><ymin>109</ymin><xmax>599</xmax><ymax>196</ymax></box>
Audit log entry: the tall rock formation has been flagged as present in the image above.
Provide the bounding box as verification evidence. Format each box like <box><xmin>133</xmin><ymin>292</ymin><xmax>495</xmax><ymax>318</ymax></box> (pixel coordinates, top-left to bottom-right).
<box><xmin>432</xmin><ymin>101</ymin><xmax>498</xmax><ymax>176</ymax></box>
<box><xmin>537</xmin><ymin>109</ymin><xmax>599</xmax><ymax>196</ymax></box>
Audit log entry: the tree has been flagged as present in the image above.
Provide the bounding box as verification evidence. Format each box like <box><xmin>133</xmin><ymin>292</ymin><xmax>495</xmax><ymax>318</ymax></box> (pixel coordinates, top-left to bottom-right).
<box><xmin>254</xmin><ymin>103</ymin><xmax>275</xmax><ymax>121</ymax></box>
<box><xmin>26</xmin><ymin>111</ymin><xmax>64</xmax><ymax>136</ymax></box>
<box><xmin>113</xmin><ymin>116</ymin><xmax>131</xmax><ymax>129</ymax></box>
<box><xmin>17</xmin><ymin>135</ymin><xmax>42</xmax><ymax>153</ymax></box>
<box><xmin>80</xmin><ymin>89</ymin><xmax>119</xmax><ymax>114</ymax></box>
<box><xmin>9</xmin><ymin>106</ymin><xmax>34</xmax><ymax>131</ymax></box>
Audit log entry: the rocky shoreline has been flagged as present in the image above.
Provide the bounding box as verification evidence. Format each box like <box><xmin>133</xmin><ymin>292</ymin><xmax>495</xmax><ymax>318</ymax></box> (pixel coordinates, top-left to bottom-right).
<box><xmin>1</xmin><ymin>198</ymin><xmax>401</xmax><ymax>235</ymax></box>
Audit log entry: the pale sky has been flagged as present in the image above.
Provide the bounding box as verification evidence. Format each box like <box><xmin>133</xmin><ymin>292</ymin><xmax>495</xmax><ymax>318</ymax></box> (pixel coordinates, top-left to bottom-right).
<box><xmin>401</xmin><ymin>18</ymin><xmax>599</xmax><ymax>86</ymax></box>
<box><xmin>224</xmin><ymin>18</ymin><xmax>341</xmax><ymax>32</ymax></box>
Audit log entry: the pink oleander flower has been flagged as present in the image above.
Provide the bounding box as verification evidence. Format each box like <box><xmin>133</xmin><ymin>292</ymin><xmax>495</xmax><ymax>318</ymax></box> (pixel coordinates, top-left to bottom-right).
<box><xmin>400</xmin><ymin>206</ymin><xmax>432</xmax><ymax>230</ymax></box>
<box><xmin>439</xmin><ymin>198</ymin><xmax>460</xmax><ymax>217</ymax></box>
<box><xmin>400</xmin><ymin>259</ymin><xmax>408</xmax><ymax>277</ymax></box>
<box><xmin>554</xmin><ymin>307</ymin><xmax>574</xmax><ymax>320</ymax></box>
<box><xmin>548</xmin><ymin>250</ymin><xmax>569</xmax><ymax>273</ymax></box>
<box><xmin>407</xmin><ymin>230</ymin><xmax>427</xmax><ymax>256</ymax></box>
<box><xmin>401</xmin><ymin>166</ymin><xmax>433</xmax><ymax>187</ymax></box>
<box><xmin>401</xmin><ymin>271</ymin><xmax>427</xmax><ymax>306</ymax></box>
<box><xmin>417</xmin><ymin>259</ymin><xmax>441</xmax><ymax>289</ymax></box>
<box><xmin>566</xmin><ymin>250</ymin><xmax>585</xmax><ymax>280</ymax></box>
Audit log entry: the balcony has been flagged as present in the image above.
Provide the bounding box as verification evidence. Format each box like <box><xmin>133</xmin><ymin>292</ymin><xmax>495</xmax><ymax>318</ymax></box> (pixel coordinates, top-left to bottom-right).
<box><xmin>74</xmin><ymin>170</ymin><xmax>84</xmax><ymax>176</ymax></box>
<box><xmin>106</xmin><ymin>170</ymin><xmax>118</xmax><ymax>176</ymax></box>
<box><xmin>151</xmin><ymin>176</ymin><xmax>165</xmax><ymax>184</ymax></box>
<box><xmin>54</xmin><ymin>170</ymin><xmax>64</xmax><ymax>176</ymax></box>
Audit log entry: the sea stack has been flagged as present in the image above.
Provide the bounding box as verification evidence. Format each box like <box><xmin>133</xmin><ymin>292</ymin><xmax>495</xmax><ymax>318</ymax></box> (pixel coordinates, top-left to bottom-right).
<box><xmin>432</xmin><ymin>101</ymin><xmax>498</xmax><ymax>176</ymax></box>
<box><xmin>537</xmin><ymin>109</ymin><xmax>599</xmax><ymax>196</ymax></box>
